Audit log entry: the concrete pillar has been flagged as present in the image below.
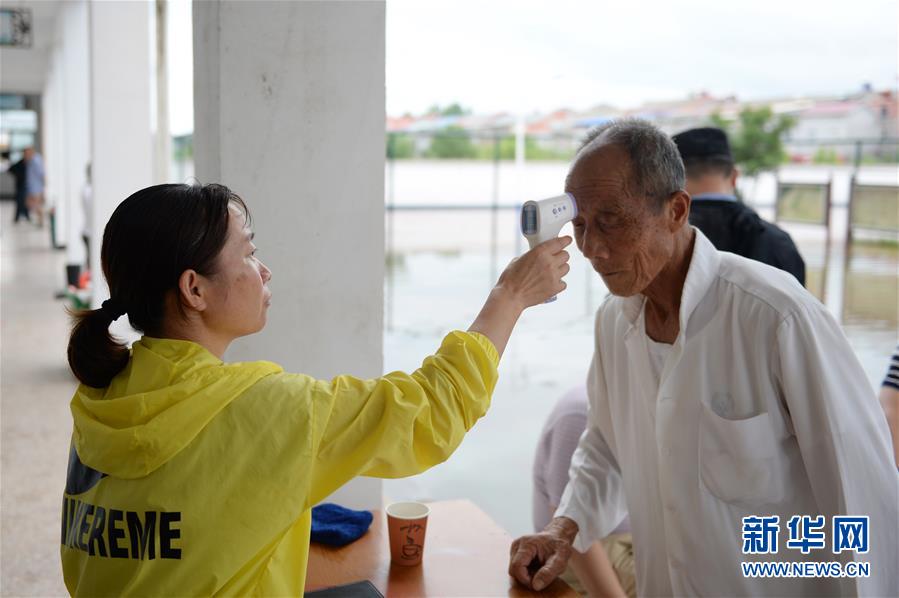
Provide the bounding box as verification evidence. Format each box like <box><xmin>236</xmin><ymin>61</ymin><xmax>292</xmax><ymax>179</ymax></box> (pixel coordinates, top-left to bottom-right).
<box><xmin>88</xmin><ymin>0</ymin><xmax>153</xmax><ymax>319</ymax></box>
<box><xmin>153</xmin><ymin>0</ymin><xmax>170</xmax><ymax>183</ymax></box>
<box><xmin>193</xmin><ymin>0</ymin><xmax>386</xmax><ymax>509</ymax></box>
<box><xmin>60</xmin><ymin>0</ymin><xmax>91</xmax><ymax>272</ymax></box>
<box><xmin>41</xmin><ymin>47</ymin><xmax>64</xmax><ymax>248</ymax></box>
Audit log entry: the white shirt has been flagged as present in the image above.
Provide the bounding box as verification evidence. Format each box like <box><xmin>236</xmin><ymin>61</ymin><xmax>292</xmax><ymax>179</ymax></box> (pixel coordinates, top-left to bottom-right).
<box><xmin>641</xmin><ymin>311</ymin><xmax>672</xmax><ymax>389</ymax></box>
<box><xmin>557</xmin><ymin>229</ymin><xmax>898</xmax><ymax>597</ymax></box>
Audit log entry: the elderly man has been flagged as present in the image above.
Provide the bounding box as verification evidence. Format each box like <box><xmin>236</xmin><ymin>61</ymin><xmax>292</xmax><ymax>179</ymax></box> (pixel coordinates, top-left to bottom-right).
<box><xmin>509</xmin><ymin>119</ymin><xmax>898</xmax><ymax>596</ymax></box>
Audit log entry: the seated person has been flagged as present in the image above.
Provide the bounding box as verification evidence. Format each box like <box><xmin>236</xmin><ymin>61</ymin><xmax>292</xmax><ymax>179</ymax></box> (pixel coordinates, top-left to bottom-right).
<box><xmin>879</xmin><ymin>345</ymin><xmax>899</xmax><ymax>469</ymax></box>
<box><xmin>673</xmin><ymin>127</ymin><xmax>806</xmax><ymax>285</ymax></box>
<box><xmin>533</xmin><ymin>385</ymin><xmax>635</xmax><ymax>597</ymax></box>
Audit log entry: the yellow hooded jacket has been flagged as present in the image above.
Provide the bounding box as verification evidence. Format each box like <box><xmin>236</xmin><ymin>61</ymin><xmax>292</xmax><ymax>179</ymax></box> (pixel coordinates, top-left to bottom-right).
<box><xmin>61</xmin><ymin>330</ymin><xmax>498</xmax><ymax>596</ymax></box>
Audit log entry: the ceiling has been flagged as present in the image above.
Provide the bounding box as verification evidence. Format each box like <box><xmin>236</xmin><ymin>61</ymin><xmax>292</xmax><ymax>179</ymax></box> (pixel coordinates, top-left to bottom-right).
<box><xmin>0</xmin><ymin>1</ymin><xmax>64</xmax><ymax>94</ymax></box>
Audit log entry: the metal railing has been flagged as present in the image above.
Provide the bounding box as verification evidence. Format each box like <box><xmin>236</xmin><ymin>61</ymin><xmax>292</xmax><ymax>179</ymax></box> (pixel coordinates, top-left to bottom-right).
<box><xmin>382</xmin><ymin>133</ymin><xmax>898</xmax><ymax>330</ymax></box>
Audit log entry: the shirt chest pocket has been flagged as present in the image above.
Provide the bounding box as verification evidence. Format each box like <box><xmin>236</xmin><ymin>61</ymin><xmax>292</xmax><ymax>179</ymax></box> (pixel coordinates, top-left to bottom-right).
<box><xmin>698</xmin><ymin>401</ymin><xmax>787</xmax><ymax>507</ymax></box>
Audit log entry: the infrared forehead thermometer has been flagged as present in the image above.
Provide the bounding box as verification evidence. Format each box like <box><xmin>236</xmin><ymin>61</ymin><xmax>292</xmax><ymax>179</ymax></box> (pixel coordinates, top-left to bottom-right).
<box><xmin>520</xmin><ymin>193</ymin><xmax>578</xmax><ymax>302</ymax></box>
<box><xmin>521</xmin><ymin>192</ymin><xmax>577</xmax><ymax>247</ymax></box>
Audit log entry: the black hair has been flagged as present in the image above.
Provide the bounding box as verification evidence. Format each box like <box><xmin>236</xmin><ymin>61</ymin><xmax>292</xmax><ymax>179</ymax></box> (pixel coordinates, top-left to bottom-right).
<box><xmin>67</xmin><ymin>183</ymin><xmax>249</xmax><ymax>388</ymax></box>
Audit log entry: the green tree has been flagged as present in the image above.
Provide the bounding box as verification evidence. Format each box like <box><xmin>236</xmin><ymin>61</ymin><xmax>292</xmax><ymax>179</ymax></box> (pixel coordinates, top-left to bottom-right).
<box><xmin>386</xmin><ymin>133</ymin><xmax>415</xmax><ymax>159</ymax></box>
<box><xmin>473</xmin><ymin>135</ymin><xmax>576</xmax><ymax>161</ymax></box>
<box><xmin>812</xmin><ymin>147</ymin><xmax>840</xmax><ymax>164</ymax></box>
<box><xmin>709</xmin><ymin>106</ymin><xmax>796</xmax><ymax>176</ymax></box>
<box><xmin>440</xmin><ymin>103</ymin><xmax>468</xmax><ymax>117</ymax></box>
<box><xmin>172</xmin><ymin>134</ymin><xmax>193</xmax><ymax>161</ymax></box>
<box><xmin>709</xmin><ymin>112</ymin><xmax>730</xmax><ymax>131</ymax></box>
<box><xmin>473</xmin><ymin>135</ymin><xmax>514</xmax><ymax>160</ymax></box>
<box><xmin>426</xmin><ymin>126</ymin><xmax>476</xmax><ymax>159</ymax></box>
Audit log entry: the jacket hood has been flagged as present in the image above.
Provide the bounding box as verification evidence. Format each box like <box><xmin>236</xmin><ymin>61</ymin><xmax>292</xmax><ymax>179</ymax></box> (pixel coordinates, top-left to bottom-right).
<box><xmin>70</xmin><ymin>337</ymin><xmax>282</xmax><ymax>479</ymax></box>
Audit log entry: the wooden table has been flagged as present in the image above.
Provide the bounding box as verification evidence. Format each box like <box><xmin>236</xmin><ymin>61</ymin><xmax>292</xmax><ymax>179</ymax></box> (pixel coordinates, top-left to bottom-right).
<box><xmin>306</xmin><ymin>499</ymin><xmax>576</xmax><ymax>597</ymax></box>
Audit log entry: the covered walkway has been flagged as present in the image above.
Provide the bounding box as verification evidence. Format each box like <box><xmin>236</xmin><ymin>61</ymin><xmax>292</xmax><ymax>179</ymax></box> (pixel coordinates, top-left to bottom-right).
<box><xmin>1</xmin><ymin>201</ymin><xmax>77</xmax><ymax>596</ymax></box>
<box><xmin>2</xmin><ymin>2</ymin><xmax>388</xmax><ymax>592</ymax></box>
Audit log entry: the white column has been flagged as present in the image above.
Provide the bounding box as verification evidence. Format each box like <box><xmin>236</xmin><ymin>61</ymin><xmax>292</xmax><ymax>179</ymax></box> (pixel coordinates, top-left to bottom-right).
<box><xmin>41</xmin><ymin>47</ymin><xmax>64</xmax><ymax>249</ymax></box>
<box><xmin>88</xmin><ymin>0</ymin><xmax>153</xmax><ymax>316</ymax></box>
<box><xmin>193</xmin><ymin>0</ymin><xmax>386</xmax><ymax>510</ymax></box>
<box><xmin>61</xmin><ymin>0</ymin><xmax>91</xmax><ymax>271</ymax></box>
<box><xmin>153</xmin><ymin>0</ymin><xmax>170</xmax><ymax>183</ymax></box>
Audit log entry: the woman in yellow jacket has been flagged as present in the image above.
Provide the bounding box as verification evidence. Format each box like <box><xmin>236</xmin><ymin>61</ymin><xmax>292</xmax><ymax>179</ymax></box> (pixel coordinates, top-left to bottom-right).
<box><xmin>62</xmin><ymin>183</ymin><xmax>571</xmax><ymax>596</ymax></box>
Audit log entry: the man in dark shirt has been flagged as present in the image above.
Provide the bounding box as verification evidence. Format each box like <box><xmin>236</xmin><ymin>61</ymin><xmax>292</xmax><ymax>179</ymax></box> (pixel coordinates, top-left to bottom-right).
<box><xmin>672</xmin><ymin>127</ymin><xmax>805</xmax><ymax>285</ymax></box>
<box><xmin>7</xmin><ymin>152</ymin><xmax>30</xmax><ymax>223</ymax></box>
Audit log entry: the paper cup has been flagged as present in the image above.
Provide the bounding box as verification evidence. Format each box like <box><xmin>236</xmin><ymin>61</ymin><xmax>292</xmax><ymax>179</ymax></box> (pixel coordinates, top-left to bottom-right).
<box><xmin>386</xmin><ymin>501</ymin><xmax>430</xmax><ymax>566</ymax></box>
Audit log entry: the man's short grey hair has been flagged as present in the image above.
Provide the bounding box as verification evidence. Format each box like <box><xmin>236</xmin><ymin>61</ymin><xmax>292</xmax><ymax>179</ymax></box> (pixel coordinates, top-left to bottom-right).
<box><xmin>578</xmin><ymin>118</ymin><xmax>686</xmax><ymax>211</ymax></box>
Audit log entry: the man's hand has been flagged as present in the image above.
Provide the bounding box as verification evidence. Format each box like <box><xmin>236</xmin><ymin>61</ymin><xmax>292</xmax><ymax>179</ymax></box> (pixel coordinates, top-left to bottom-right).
<box><xmin>508</xmin><ymin>516</ymin><xmax>579</xmax><ymax>591</ymax></box>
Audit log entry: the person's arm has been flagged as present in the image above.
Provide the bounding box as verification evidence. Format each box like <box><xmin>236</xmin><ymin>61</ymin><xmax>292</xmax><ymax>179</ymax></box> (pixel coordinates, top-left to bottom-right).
<box><xmin>544</xmin><ymin>500</ymin><xmax>625</xmax><ymax>597</ymax></box>
<box><xmin>469</xmin><ymin>236</ymin><xmax>571</xmax><ymax>356</ymax></box>
<box><xmin>776</xmin><ymin>306</ymin><xmax>898</xmax><ymax>597</ymax></box>
<box><xmin>510</xmin><ymin>516</ymin><xmax>579</xmax><ymax>592</ymax></box>
<box><xmin>539</xmin><ymin>393</ymin><xmax>628</xmax><ymax>597</ymax></box>
<box><xmin>306</xmin><ymin>237</ymin><xmax>572</xmax><ymax>506</ymax></box>
<box><xmin>878</xmin><ymin>348</ymin><xmax>899</xmax><ymax>469</ymax></box>
<box><xmin>878</xmin><ymin>384</ymin><xmax>899</xmax><ymax>469</ymax></box>
<box><xmin>567</xmin><ymin>539</ymin><xmax>627</xmax><ymax>598</ymax></box>
<box><xmin>511</xmin><ymin>335</ymin><xmax>629</xmax><ymax>591</ymax></box>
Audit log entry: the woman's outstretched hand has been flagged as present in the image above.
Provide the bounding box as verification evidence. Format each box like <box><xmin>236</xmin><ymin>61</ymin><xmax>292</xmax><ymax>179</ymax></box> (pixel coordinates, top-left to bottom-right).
<box><xmin>468</xmin><ymin>236</ymin><xmax>572</xmax><ymax>357</ymax></box>
<box><xmin>497</xmin><ymin>236</ymin><xmax>572</xmax><ymax>309</ymax></box>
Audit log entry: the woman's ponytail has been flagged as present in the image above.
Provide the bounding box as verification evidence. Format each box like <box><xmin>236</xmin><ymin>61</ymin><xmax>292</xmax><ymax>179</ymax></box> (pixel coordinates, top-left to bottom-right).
<box><xmin>67</xmin><ymin>303</ymin><xmax>130</xmax><ymax>388</ymax></box>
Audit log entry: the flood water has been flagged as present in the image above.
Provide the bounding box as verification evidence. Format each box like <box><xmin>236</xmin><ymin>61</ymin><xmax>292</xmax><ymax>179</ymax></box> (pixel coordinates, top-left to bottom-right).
<box><xmin>382</xmin><ymin>160</ymin><xmax>899</xmax><ymax>538</ymax></box>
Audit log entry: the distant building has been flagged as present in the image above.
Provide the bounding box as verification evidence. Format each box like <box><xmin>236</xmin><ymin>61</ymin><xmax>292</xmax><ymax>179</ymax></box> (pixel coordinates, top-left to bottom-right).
<box><xmin>385</xmin><ymin>88</ymin><xmax>898</xmax><ymax>163</ymax></box>
<box><xmin>386</xmin><ymin>115</ymin><xmax>416</xmax><ymax>132</ymax></box>
<box><xmin>621</xmin><ymin>92</ymin><xmax>741</xmax><ymax>135</ymax></box>
<box><xmin>784</xmin><ymin>90</ymin><xmax>898</xmax><ymax>162</ymax></box>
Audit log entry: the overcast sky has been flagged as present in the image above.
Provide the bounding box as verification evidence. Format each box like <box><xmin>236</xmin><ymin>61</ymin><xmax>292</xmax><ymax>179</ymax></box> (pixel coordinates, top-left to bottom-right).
<box><xmin>168</xmin><ymin>0</ymin><xmax>898</xmax><ymax>135</ymax></box>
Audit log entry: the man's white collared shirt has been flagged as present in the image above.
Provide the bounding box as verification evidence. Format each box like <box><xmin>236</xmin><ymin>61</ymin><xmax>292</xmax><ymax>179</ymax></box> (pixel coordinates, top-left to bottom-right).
<box><xmin>557</xmin><ymin>229</ymin><xmax>898</xmax><ymax>597</ymax></box>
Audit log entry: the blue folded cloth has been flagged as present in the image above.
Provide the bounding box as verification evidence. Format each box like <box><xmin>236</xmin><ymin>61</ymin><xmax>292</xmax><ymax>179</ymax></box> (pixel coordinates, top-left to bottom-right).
<box><xmin>310</xmin><ymin>503</ymin><xmax>374</xmax><ymax>547</ymax></box>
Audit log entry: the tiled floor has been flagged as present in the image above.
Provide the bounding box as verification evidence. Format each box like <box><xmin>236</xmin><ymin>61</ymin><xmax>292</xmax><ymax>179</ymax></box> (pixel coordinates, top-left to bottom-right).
<box><xmin>1</xmin><ymin>201</ymin><xmax>71</xmax><ymax>596</ymax></box>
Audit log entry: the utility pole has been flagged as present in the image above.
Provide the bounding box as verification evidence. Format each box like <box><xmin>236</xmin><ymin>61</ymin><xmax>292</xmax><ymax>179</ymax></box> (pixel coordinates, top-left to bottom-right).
<box><xmin>155</xmin><ymin>0</ymin><xmax>171</xmax><ymax>183</ymax></box>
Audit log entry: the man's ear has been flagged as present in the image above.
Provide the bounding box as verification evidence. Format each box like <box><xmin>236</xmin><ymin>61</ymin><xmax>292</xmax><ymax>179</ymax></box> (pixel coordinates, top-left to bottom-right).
<box><xmin>668</xmin><ymin>190</ymin><xmax>691</xmax><ymax>230</ymax></box>
<box><xmin>177</xmin><ymin>269</ymin><xmax>208</xmax><ymax>312</ymax></box>
<box><xmin>730</xmin><ymin>166</ymin><xmax>739</xmax><ymax>189</ymax></box>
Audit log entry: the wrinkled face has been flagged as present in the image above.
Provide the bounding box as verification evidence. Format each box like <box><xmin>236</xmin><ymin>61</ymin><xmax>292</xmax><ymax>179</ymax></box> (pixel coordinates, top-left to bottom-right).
<box><xmin>204</xmin><ymin>206</ymin><xmax>272</xmax><ymax>337</ymax></box>
<box><xmin>565</xmin><ymin>144</ymin><xmax>676</xmax><ymax>297</ymax></box>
